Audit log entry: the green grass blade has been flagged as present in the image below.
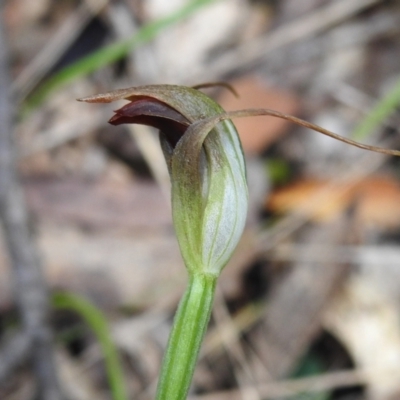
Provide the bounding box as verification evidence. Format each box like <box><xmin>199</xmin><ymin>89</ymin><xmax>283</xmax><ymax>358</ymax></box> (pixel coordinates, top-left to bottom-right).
<box><xmin>26</xmin><ymin>0</ymin><xmax>216</xmax><ymax>109</ymax></box>
<box><xmin>351</xmin><ymin>75</ymin><xmax>400</xmax><ymax>140</ymax></box>
<box><xmin>52</xmin><ymin>292</ymin><xmax>127</xmax><ymax>400</ymax></box>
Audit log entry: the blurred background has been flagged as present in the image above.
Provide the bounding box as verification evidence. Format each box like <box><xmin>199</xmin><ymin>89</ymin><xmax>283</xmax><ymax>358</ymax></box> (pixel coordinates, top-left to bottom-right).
<box><xmin>2</xmin><ymin>0</ymin><xmax>400</xmax><ymax>399</ymax></box>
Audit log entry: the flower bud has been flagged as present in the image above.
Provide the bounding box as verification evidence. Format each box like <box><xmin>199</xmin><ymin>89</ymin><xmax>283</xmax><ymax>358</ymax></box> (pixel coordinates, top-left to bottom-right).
<box><xmin>79</xmin><ymin>85</ymin><xmax>248</xmax><ymax>276</ymax></box>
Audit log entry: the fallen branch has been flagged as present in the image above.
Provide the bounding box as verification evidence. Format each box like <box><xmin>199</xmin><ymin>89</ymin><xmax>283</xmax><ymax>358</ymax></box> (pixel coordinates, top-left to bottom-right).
<box><xmin>0</xmin><ymin>10</ymin><xmax>65</xmax><ymax>400</ymax></box>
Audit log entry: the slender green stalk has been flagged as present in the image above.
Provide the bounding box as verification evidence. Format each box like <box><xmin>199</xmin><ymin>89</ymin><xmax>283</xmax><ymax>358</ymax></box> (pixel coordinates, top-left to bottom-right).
<box><xmin>52</xmin><ymin>292</ymin><xmax>127</xmax><ymax>400</ymax></box>
<box><xmin>351</xmin><ymin>74</ymin><xmax>400</xmax><ymax>140</ymax></box>
<box><xmin>24</xmin><ymin>0</ymin><xmax>216</xmax><ymax>110</ymax></box>
<box><xmin>156</xmin><ymin>273</ymin><xmax>217</xmax><ymax>400</ymax></box>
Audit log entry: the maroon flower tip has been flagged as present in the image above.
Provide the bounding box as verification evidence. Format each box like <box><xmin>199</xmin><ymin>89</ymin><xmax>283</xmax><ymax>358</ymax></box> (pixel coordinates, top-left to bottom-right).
<box><xmin>108</xmin><ymin>98</ymin><xmax>191</xmax><ymax>148</ymax></box>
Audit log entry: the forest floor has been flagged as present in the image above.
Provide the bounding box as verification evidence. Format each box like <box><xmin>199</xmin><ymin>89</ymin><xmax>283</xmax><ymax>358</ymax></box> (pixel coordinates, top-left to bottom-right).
<box><xmin>2</xmin><ymin>1</ymin><xmax>400</xmax><ymax>399</ymax></box>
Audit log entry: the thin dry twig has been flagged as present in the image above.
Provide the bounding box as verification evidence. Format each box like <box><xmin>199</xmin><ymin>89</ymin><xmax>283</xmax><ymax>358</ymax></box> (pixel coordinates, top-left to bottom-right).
<box><xmin>204</xmin><ymin>302</ymin><xmax>263</xmax><ymax>359</ymax></box>
<box><xmin>269</xmin><ymin>244</ymin><xmax>400</xmax><ymax>266</ymax></box>
<box><xmin>12</xmin><ymin>0</ymin><xmax>109</xmax><ymax>102</ymax></box>
<box><xmin>212</xmin><ymin>286</ymin><xmax>262</xmax><ymax>400</ymax></box>
<box><xmin>0</xmin><ymin>12</ymin><xmax>65</xmax><ymax>400</ymax></box>
<box><xmin>105</xmin><ymin>2</ymin><xmax>172</xmax><ymax>200</ymax></box>
<box><xmin>192</xmin><ymin>0</ymin><xmax>382</xmax><ymax>81</ymax></box>
<box><xmin>192</xmin><ymin>108</ymin><xmax>400</xmax><ymax>157</ymax></box>
<box><xmin>190</xmin><ymin>367</ymin><xmax>385</xmax><ymax>400</ymax></box>
<box><xmin>257</xmin><ymin>137</ymin><xmax>395</xmax><ymax>254</ymax></box>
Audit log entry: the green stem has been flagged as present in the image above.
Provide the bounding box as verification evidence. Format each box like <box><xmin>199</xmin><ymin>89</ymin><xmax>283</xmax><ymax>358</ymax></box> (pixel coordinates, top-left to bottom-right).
<box><xmin>156</xmin><ymin>273</ymin><xmax>217</xmax><ymax>400</ymax></box>
<box><xmin>351</xmin><ymin>74</ymin><xmax>400</xmax><ymax>140</ymax></box>
<box><xmin>24</xmin><ymin>0</ymin><xmax>216</xmax><ymax>110</ymax></box>
<box><xmin>52</xmin><ymin>292</ymin><xmax>127</xmax><ymax>400</ymax></box>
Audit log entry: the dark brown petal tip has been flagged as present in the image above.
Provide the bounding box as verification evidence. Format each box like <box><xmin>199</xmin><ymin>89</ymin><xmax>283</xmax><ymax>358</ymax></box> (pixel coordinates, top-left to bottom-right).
<box><xmin>109</xmin><ymin>98</ymin><xmax>191</xmax><ymax>148</ymax></box>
